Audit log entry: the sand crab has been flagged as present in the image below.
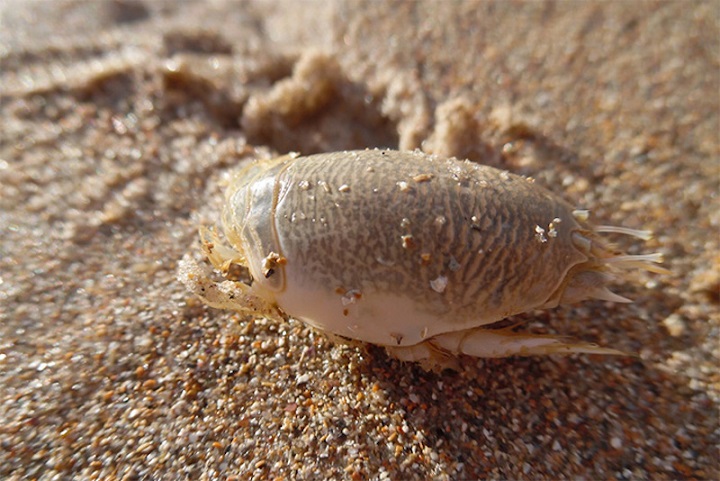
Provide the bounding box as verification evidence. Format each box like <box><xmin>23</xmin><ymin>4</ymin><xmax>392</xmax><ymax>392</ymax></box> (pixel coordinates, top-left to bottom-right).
<box><xmin>179</xmin><ymin>149</ymin><xmax>667</xmax><ymax>369</ymax></box>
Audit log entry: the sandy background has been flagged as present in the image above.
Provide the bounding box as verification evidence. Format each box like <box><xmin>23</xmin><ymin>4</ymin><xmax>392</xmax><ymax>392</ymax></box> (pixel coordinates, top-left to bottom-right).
<box><xmin>1</xmin><ymin>1</ymin><xmax>718</xmax><ymax>479</ymax></box>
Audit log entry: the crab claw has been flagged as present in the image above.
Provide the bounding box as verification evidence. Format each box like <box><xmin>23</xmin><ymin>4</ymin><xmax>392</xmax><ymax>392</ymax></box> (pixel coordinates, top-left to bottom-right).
<box><xmin>199</xmin><ymin>226</ymin><xmax>246</xmax><ymax>275</ymax></box>
<box><xmin>432</xmin><ymin>325</ymin><xmax>630</xmax><ymax>358</ymax></box>
<box><xmin>178</xmin><ymin>253</ymin><xmax>279</xmax><ymax>317</ymax></box>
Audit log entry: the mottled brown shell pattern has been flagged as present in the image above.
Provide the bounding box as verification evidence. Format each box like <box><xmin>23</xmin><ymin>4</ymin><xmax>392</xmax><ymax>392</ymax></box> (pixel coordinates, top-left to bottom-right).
<box><xmin>237</xmin><ymin>150</ymin><xmax>587</xmax><ymax>324</ymax></box>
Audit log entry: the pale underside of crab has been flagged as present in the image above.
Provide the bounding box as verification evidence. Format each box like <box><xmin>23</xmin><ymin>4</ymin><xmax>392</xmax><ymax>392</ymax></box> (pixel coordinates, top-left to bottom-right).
<box><xmin>179</xmin><ymin>149</ymin><xmax>667</xmax><ymax>370</ymax></box>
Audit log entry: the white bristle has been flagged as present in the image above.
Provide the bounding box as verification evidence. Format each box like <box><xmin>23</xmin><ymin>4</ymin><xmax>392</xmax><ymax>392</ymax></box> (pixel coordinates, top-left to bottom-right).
<box><xmin>596</xmin><ymin>225</ymin><xmax>653</xmax><ymax>241</ymax></box>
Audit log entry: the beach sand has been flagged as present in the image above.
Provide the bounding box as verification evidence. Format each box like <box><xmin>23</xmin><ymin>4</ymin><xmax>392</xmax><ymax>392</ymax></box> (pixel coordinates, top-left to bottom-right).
<box><xmin>1</xmin><ymin>1</ymin><xmax>717</xmax><ymax>479</ymax></box>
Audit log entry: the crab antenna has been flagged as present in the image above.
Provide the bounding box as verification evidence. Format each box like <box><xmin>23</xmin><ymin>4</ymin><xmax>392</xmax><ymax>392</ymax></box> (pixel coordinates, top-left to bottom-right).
<box><xmin>596</xmin><ymin>225</ymin><xmax>653</xmax><ymax>241</ymax></box>
<box><xmin>603</xmin><ymin>253</ymin><xmax>671</xmax><ymax>275</ymax></box>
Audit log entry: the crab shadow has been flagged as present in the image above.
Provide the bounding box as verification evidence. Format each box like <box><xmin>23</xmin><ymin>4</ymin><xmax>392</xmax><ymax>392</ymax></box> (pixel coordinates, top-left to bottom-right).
<box><xmin>349</xmin><ymin>291</ymin><xmax>711</xmax><ymax>477</ymax></box>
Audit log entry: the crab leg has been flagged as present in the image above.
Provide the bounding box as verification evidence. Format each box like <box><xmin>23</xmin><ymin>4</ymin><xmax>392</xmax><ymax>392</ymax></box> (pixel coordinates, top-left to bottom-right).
<box><xmin>432</xmin><ymin>326</ymin><xmax>629</xmax><ymax>358</ymax></box>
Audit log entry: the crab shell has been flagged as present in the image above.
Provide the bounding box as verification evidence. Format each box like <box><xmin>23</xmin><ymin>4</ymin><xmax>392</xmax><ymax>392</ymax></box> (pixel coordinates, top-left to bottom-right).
<box><xmin>181</xmin><ymin>149</ymin><xmax>665</xmax><ymax>369</ymax></box>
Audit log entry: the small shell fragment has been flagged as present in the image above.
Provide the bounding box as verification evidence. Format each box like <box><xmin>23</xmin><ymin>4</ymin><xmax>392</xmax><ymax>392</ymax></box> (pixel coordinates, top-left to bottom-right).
<box><xmin>535</xmin><ymin>225</ymin><xmax>548</xmax><ymax>243</ymax></box>
<box><xmin>548</xmin><ymin>217</ymin><xmax>561</xmax><ymax>238</ymax></box>
<box><xmin>572</xmin><ymin>209</ymin><xmax>590</xmax><ymax>222</ymax></box>
<box><xmin>430</xmin><ymin>276</ymin><xmax>449</xmax><ymax>293</ymax></box>
<box><xmin>318</xmin><ymin>180</ymin><xmax>331</xmax><ymax>193</ymax></box>
<box><xmin>401</xmin><ymin>234</ymin><xmax>416</xmax><ymax>250</ymax></box>
<box><xmin>413</xmin><ymin>173</ymin><xmax>434</xmax><ymax>183</ymax></box>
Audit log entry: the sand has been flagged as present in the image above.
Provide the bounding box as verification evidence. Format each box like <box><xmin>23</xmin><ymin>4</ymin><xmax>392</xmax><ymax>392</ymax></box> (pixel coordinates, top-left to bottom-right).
<box><xmin>1</xmin><ymin>1</ymin><xmax>717</xmax><ymax>479</ymax></box>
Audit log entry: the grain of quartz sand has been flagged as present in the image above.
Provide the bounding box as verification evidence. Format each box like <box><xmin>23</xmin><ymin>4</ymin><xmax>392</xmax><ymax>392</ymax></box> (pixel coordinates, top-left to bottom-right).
<box><xmin>0</xmin><ymin>1</ymin><xmax>717</xmax><ymax>480</ymax></box>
